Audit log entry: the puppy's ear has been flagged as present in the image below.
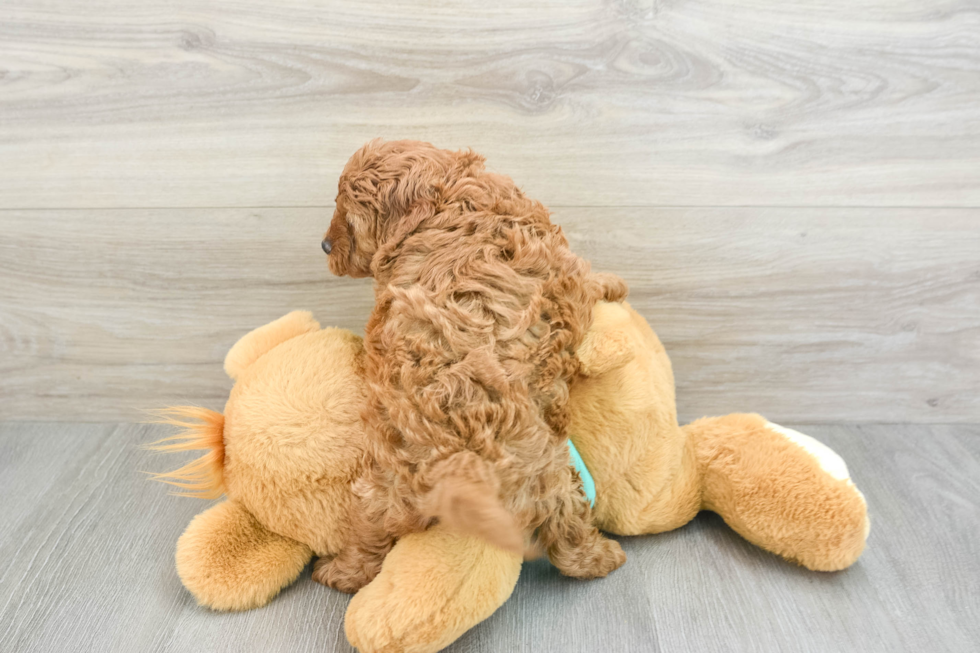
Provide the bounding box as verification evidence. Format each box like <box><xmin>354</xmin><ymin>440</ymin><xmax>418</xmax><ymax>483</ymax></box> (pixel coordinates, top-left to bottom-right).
<box><xmin>454</xmin><ymin>149</ymin><xmax>486</xmax><ymax>176</ymax></box>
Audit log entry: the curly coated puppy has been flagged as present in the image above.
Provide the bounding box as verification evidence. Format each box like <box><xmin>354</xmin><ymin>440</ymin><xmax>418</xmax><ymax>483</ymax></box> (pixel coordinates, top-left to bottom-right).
<box><xmin>315</xmin><ymin>139</ymin><xmax>628</xmax><ymax>593</ymax></box>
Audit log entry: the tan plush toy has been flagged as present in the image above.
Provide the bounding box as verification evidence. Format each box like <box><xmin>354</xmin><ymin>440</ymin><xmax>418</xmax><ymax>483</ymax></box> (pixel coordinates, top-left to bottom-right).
<box><xmin>153</xmin><ymin>302</ymin><xmax>869</xmax><ymax>653</ymax></box>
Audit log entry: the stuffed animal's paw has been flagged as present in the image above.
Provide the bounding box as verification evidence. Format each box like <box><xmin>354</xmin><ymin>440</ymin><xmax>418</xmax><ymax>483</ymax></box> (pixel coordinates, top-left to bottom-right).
<box><xmin>176</xmin><ymin>501</ymin><xmax>312</xmax><ymax>610</ymax></box>
<box><xmin>345</xmin><ymin>526</ymin><xmax>521</xmax><ymax>653</ymax></box>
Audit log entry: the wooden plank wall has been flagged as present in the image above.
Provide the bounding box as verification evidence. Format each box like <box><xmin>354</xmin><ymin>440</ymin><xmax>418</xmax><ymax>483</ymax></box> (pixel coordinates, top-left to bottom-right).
<box><xmin>1</xmin><ymin>0</ymin><xmax>978</xmax><ymax>422</ymax></box>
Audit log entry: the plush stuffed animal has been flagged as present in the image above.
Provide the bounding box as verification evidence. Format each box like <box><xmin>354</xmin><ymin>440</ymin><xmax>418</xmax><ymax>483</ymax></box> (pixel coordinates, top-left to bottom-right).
<box><xmin>152</xmin><ymin>302</ymin><xmax>869</xmax><ymax>653</ymax></box>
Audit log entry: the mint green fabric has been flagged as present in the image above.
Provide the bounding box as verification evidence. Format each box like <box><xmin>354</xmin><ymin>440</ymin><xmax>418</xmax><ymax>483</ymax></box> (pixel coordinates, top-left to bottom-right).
<box><xmin>567</xmin><ymin>440</ymin><xmax>596</xmax><ymax>507</ymax></box>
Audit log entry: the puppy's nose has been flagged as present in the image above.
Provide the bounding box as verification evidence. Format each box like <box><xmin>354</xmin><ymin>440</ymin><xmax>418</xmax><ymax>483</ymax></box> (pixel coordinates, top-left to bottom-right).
<box><xmin>321</xmin><ymin>238</ymin><xmax>332</xmax><ymax>255</ymax></box>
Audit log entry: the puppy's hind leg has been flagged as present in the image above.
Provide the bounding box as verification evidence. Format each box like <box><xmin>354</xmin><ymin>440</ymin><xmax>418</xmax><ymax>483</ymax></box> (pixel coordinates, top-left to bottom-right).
<box><xmin>537</xmin><ymin>464</ymin><xmax>626</xmax><ymax>579</ymax></box>
<box><xmin>313</xmin><ymin>503</ymin><xmax>393</xmax><ymax>594</ymax></box>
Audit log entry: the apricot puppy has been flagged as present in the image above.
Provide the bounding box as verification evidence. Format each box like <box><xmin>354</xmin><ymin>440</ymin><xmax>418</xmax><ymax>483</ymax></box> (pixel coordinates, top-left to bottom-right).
<box><xmin>316</xmin><ymin>139</ymin><xmax>627</xmax><ymax>592</ymax></box>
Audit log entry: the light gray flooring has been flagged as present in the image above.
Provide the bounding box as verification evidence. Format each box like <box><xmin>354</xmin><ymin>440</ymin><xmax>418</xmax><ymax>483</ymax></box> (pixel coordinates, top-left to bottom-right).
<box><xmin>1</xmin><ymin>422</ymin><xmax>977</xmax><ymax>653</ymax></box>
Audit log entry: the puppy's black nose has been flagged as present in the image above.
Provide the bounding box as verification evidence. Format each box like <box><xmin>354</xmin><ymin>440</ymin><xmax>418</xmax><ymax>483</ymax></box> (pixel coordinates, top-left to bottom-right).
<box><xmin>321</xmin><ymin>238</ymin><xmax>332</xmax><ymax>255</ymax></box>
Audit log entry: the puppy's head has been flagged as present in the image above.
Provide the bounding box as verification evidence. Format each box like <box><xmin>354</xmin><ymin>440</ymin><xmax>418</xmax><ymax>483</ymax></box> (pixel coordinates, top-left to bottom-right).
<box><xmin>322</xmin><ymin>139</ymin><xmax>485</xmax><ymax>278</ymax></box>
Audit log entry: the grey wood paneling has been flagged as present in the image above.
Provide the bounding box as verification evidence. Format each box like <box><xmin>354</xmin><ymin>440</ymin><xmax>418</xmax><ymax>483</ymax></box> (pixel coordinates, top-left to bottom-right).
<box><xmin>2</xmin><ymin>0</ymin><xmax>979</xmax><ymax>423</ymax></box>
<box><xmin>0</xmin><ymin>422</ymin><xmax>978</xmax><ymax>652</ymax></box>
<box><xmin>2</xmin><ymin>208</ymin><xmax>977</xmax><ymax>423</ymax></box>
<box><xmin>1</xmin><ymin>0</ymin><xmax>979</xmax><ymax>209</ymax></box>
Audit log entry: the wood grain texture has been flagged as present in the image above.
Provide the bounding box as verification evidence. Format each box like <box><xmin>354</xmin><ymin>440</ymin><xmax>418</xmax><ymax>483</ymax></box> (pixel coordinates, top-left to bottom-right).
<box><xmin>2</xmin><ymin>208</ymin><xmax>977</xmax><ymax>423</ymax></box>
<box><xmin>1</xmin><ymin>0</ymin><xmax>979</xmax><ymax>208</ymax></box>
<box><xmin>1</xmin><ymin>422</ymin><xmax>978</xmax><ymax>652</ymax></box>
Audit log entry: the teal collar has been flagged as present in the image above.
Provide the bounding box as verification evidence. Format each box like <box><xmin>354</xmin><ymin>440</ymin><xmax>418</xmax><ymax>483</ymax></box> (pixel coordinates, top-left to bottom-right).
<box><xmin>567</xmin><ymin>440</ymin><xmax>596</xmax><ymax>507</ymax></box>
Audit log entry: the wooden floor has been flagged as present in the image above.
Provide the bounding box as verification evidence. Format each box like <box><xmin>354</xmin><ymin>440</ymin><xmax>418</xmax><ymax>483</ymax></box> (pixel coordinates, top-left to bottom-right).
<box><xmin>1</xmin><ymin>422</ymin><xmax>978</xmax><ymax>653</ymax></box>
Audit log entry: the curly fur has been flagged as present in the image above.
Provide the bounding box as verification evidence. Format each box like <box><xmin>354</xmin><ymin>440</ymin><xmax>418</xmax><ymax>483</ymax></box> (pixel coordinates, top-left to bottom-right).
<box><xmin>317</xmin><ymin>139</ymin><xmax>629</xmax><ymax>592</ymax></box>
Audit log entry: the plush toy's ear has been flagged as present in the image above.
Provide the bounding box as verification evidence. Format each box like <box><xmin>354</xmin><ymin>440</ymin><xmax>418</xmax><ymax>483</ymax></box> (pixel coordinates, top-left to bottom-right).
<box><xmin>578</xmin><ymin>328</ymin><xmax>635</xmax><ymax>376</ymax></box>
<box><xmin>224</xmin><ymin>311</ymin><xmax>321</xmax><ymax>381</ymax></box>
<box><xmin>578</xmin><ymin>302</ymin><xmax>636</xmax><ymax>376</ymax></box>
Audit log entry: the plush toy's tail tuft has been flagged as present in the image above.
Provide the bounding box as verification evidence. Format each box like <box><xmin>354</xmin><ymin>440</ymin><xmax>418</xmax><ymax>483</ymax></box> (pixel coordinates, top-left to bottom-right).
<box><xmin>146</xmin><ymin>407</ymin><xmax>225</xmax><ymax>499</ymax></box>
